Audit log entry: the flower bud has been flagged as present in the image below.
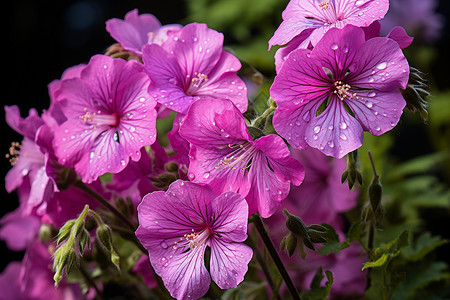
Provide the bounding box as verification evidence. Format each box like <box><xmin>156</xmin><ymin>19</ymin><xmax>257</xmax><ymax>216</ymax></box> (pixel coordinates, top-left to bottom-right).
<box><xmin>369</xmin><ymin>177</ymin><xmax>382</xmax><ymax>213</ymax></box>
<box><xmin>39</xmin><ymin>223</ymin><xmax>54</xmax><ymax>242</ymax></box>
<box><xmin>57</xmin><ymin>220</ymin><xmax>76</xmax><ymax>246</ymax></box>
<box><xmin>165</xmin><ymin>162</ymin><xmax>179</xmax><ymax>173</ymax></box>
<box><xmin>96</xmin><ymin>224</ymin><xmax>114</xmax><ymax>252</ymax></box>
<box><xmin>286</xmin><ymin>233</ymin><xmax>298</xmax><ymax>257</ymax></box>
<box><xmin>283</xmin><ymin>209</ymin><xmax>315</xmax><ymax>250</ymax></box>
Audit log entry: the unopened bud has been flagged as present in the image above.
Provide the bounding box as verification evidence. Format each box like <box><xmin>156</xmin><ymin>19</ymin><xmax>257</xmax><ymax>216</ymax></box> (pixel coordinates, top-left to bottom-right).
<box><xmin>369</xmin><ymin>177</ymin><xmax>382</xmax><ymax>213</ymax></box>
<box><xmin>96</xmin><ymin>224</ymin><xmax>113</xmax><ymax>252</ymax></box>
<box><xmin>283</xmin><ymin>209</ymin><xmax>314</xmax><ymax>250</ymax></box>
<box><xmin>57</xmin><ymin>220</ymin><xmax>76</xmax><ymax>246</ymax></box>
<box><xmin>286</xmin><ymin>233</ymin><xmax>298</xmax><ymax>257</ymax></box>
<box><xmin>165</xmin><ymin>162</ymin><xmax>179</xmax><ymax>173</ymax></box>
<box><xmin>280</xmin><ymin>236</ymin><xmax>287</xmax><ymax>251</ymax></box>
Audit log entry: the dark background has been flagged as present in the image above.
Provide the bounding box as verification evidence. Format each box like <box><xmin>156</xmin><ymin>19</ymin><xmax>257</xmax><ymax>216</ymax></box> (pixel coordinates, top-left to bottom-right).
<box><xmin>2</xmin><ymin>0</ymin><xmax>450</xmax><ymax>271</ymax></box>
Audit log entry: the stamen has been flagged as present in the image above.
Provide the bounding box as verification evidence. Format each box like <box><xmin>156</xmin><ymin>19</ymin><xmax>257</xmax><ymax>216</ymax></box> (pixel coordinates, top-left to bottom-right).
<box><xmin>191</xmin><ymin>72</ymin><xmax>208</xmax><ymax>88</ymax></box>
<box><xmin>319</xmin><ymin>1</ymin><xmax>329</xmax><ymax>10</ymax></box>
<box><xmin>333</xmin><ymin>81</ymin><xmax>356</xmax><ymax>100</ymax></box>
<box><xmin>79</xmin><ymin>108</ymin><xmax>120</xmax><ymax>129</ymax></box>
<box><xmin>5</xmin><ymin>142</ymin><xmax>20</xmax><ymax>166</ymax></box>
<box><xmin>216</xmin><ymin>142</ymin><xmax>257</xmax><ymax>171</ymax></box>
<box><xmin>172</xmin><ymin>227</ymin><xmax>212</xmax><ymax>251</ymax></box>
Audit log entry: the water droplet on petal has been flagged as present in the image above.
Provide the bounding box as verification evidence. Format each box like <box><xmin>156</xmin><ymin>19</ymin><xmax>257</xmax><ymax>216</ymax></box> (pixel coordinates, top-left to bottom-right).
<box><xmin>313</xmin><ymin>126</ymin><xmax>321</xmax><ymax>133</ymax></box>
<box><xmin>340</xmin><ymin>122</ymin><xmax>347</xmax><ymax>129</ymax></box>
<box><xmin>161</xmin><ymin>242</ymin><xmax>168</xmax><ymax>249</ymax></box>
<box><xmin>129</xmin><ymin>126</ymin><xmax>136</xmax><ymax>132</ymax></box>
<box><xmin>203</xmin><ymin>173</ymin><xmax>210</xmax><ymax>179</ymax></box>
<box><xmin>375</xmin><ymin>126</ymin><xmax>381</xmax><ymax>131</ymax></box>
<box><xmin>368</xmin><ymin>91</ymin><xmax>376</xmax><ymax>97</ymax></box>
<box><xmin>331</xmin><ymin>44</ymin><xmax>339</xmax><ymax>50</ymax></box>
<box><xmin>120</xmin><ymin>160</ymin><xmax>126</xmax><ymax>166</ymax></box>
<box><xmin>365</xmin><ymin>102</ymin><xmax>373</xmax><ymax>108</ymax></box>
<box><xmin>339</xmin><ymin>133</ymin><xmax>347</xmax><ymax>140</ymax></box>
<box><xmin>159</xmin><ymin>257</ymin><xmax>168</xmax><ymax>267</ymax></box>
<box><xmin>376</xmin><ymin>62</ymin><xmax>387</xmax><ymax>70</ymax></box>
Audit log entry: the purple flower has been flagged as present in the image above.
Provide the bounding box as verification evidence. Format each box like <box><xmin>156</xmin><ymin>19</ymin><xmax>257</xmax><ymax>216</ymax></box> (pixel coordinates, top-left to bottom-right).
<box><xmin>53</xmin><ymin>55</ymin><xmax>157</xmax><ymax>183</ymax></box>
<box><xmin>270</xmin><ymin>25</ymin><xmax>409</xmax><ymax>158</ymax></box>
<box><xmin>0</xmin><ymin>240</ymin><xmax>82</xmax><ymax>300</ymax></box>
<box><xmin>179</xmin><ymin>98</ymin><xmax>305</xmax><ymax>218</ymax></box>
<box><xmin>287</xmin><ymin>147</ymin><xmax>358</xmax><ymax>226</ymax></box>
<box><xmin>380</xmin><ymin>0</ymin><xmax>444</xmax><ymax>43</ymax></box>
<box><xmin>106</xmin><ymin>9</ymin><xmax>182</xmax><ymax>56</ymax></box>
<box><xmin>269</xmin><ymin>0</ymin><xmax>389</xmax><ymax>50</ymax></box>
<box><xmin>135</xmin><ymin>180</ymin><xmax>253</xmax><ymax>300</ymax></box>
<box><xmin>142</xmin><ymin>23</ymin><xmax>248</xmax><ymax>114</ymax></box>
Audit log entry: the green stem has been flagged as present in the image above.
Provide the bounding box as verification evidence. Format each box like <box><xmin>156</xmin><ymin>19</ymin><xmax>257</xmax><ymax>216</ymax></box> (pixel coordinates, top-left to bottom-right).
<box><xmin>252</xmin><ymin>106</ymin><xmax>275</xmax><ymax>129</ymax></box>
<box><xmin>73</xmin><ymin>180</ymin><xmax>136</xmax><ymax>231</ymax></box>
<box><xmin>252</xmin><ymin>214</ymin><xmax>301</xmax><ymax>300</ymax></box>
<box><xmin>368</xmin><ymin>151</ymin><xmax>379</xmax><ymax>179</ymax></box>
<box><xmin>79</xmin><ymin>263</ymin><xmax>103</xmax><ymax>299</ymax></box>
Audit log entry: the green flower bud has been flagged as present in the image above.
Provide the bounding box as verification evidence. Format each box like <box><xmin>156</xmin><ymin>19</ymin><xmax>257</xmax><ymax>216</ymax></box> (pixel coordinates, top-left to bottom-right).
<box><xmin>39</xmin><ymin>223</ymin><xmax>54</xmax><ymax>242</ymax></box>
<box><xmin>283</xmin><ymin>209</ymin><xmax>315</xmax><ymax>250</ymax></box>
<box><xmin>96</xmin><ymin>224</ymin><xmax>114</xmax><ymax>252</ymax></box>
<box><xmin>280</xmin><ymin>236</ymin><xmax>287</xmax><ymax>251</ymax></box>
<box><xmin>165</xmin><ymin>162</ymin><xmax>179</xmax><ymax>173</ymax></box>
<box><xmin>286</xmin><ymin>233</ymin><xmax>298</xmax><ymax>257</ymax></box>
<box><xmin>57</xmin><ymin>220</ymin><xmax>76</xmax><ymax>246</ymax></box>
<box><xmin>369</xmin><ymin>177</ymin><xmax>383</xmax><ymax>213</ymax></box>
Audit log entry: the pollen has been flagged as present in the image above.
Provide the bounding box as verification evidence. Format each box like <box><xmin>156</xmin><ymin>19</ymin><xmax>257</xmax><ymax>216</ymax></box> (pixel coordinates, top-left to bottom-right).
<box><xmin>333</xmin><ymin>81</ymin><xmax>356</xmax><ymax>100</ymax></box>
<box><xmin>191</xmin><ymin>73</ymin><xmax>208</xmax><ymax>88</ymax></box>
<box><xmin>5</xmin><ymin>142</ymin><xmax>21</xmax><ymax>166</ymax></box>
<box><xmin>319</xmin><ymin>1</ymin><xmax>329</xmax><ymax>10</ymax></box>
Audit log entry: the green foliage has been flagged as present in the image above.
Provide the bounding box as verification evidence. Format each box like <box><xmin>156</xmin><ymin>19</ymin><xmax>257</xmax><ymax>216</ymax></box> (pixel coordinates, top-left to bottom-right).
<box><xmin>302</xmin><ymin>268</ymin><xmax>333</xmax><ymax>300</ymax></box>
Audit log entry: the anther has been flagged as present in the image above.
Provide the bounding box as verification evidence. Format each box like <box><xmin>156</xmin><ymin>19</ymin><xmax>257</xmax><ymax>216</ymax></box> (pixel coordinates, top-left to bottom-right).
<box><xmin>5</xmin><ymin>142</ymin><xmax>21</xmax><ymax>166</ymax></box>
<box><xmin>319</xmin><ymin>1</ymin><xmax>329</xmax><ymax>9</ymax></box>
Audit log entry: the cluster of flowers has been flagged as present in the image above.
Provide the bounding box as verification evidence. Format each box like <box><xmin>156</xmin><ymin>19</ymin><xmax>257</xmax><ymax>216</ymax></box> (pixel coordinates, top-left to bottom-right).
<box><xmin>1</xmin><ymin>1</ymin><xmax>415</xmax><ymax>299</ymax></box>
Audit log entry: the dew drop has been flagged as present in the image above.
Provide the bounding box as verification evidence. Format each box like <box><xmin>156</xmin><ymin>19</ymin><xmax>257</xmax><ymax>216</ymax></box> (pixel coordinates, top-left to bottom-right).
<box><xmin>339</xmin><ymin>122</ymin><xmax>347</xmax><ymax>130</ymax></box>
<box><xmin>203</xmin><ymin>173</ymin><xmax>210</xmax><ymax>179</ymax></box>
<box><xmin>313</xmin><ymin>134</ymin><xmax>318</xmax><ymax>140</ymax></box>
<box><xmin>375</xmin><ymin>126</ymin><xmax>381</xmax><ymax>131</ymax></box>
<box><xmin>331</xmin><ymin>44</ymin><xmax>339</xmax><ymax>50</ymax></box>
<box><xmin>139</xmin><ymin>97</ymin><xmax>146</xmax><ymax>102</ymax></box>
<box><xmin>368</xmin><ymin>76</ymin><xmax>374</xmax><ymax>83</ymax></box>
<box><xmin>198</xmin><ymin>46</ymin><xmax>203</xmax><ymax>52</ymax></box>
<box><xmin>159</xmin><ymin>257</ymin><xmax>168</xmax><ymax>267</ymax></box>
<box><xmin>339</xmin><ymin>133</ymin><xmax>347</xmax><ymax>140</ymax></box>
<box><xmin>328</xmin><ymin>141</ymin><xmax>334</xmax><ymax>148</ymax></box>
<box><xmin>129</xmin><ymin>126</ymin><xmax>136</xmax><ymax>132</ymax></box>
<box><xmin>365</xmin><ymin>102</ymin><xmax>373</xmax><ymax>108</ymax></box>
<box><xmin>313</xmin><ymin>126</ymin><xmax>321</xmax><ymax>133</ymax></box>
<box><xmin>355</xmin><ymin>0</ymin><xmax>364</xmax><ymax>6</ymax></box>
<box><xmin>376</xmin><ymin>62</ymin><xmax>387</xmax><ymax>70</ymax></box>
<box><xmin>368</xmin><ymin>91</ymin><xmax>376</xmax><ymax>97</ymax></box>
<box><xmin>120</xmin><ymin>160</ymin><xmax>126</xmax><ymax>166</ymax></box>
<box><xmin>160</xmin><ymin>242</ymin><xmax>168</xmax><ymax>249</ymax></box>
<box><xmin>343</xmin><ymin>47</ymin><xmax>349</xmax><ymax>53</ymax></box>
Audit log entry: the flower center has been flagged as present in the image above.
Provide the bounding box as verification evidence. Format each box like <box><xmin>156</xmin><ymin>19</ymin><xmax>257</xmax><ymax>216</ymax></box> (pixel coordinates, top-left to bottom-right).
<box><xmin>79</xmin><ymin>108</ymin><xmax>120</xmax><ymax>129</ymax></box>
<box><xmin>216</xmin><ymin>142</ymin><xmax>257</xmax><ymax>171</ymax></box>
<box><xmin>333</xmin><ymin>81</ymin><xmax>356</xmax><ymax>100</ymax></box>
<box><xmin>172</xmin><ymin>227</ymin><xmax>212</xmax><ymax>251</ymax></box>
<box><xmin>185</xmin><ymin>72</ymin><xmax>209</xmax><ymax>95</ymax></box>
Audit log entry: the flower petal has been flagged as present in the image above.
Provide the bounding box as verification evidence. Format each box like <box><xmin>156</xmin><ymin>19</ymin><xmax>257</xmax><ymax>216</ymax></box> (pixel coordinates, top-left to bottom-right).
<box><xmin>345</xmin><ymin>89</ymin><xmax>406</xmax><ymax>136</ymax></box>
<box><xmin>209</xmin><ymin>238</ymin><xmax>252</xmax><ymax>289</ymax></box>
<box><xmin>305</xmin><ymin>97</ymin><xmax>363</xmax><ymax>159</ymax></box>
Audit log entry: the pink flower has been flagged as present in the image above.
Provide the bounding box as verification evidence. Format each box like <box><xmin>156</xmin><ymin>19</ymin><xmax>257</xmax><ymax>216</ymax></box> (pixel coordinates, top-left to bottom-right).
<box><xmin>0</xmin><ymin>240</ymin><xmax>82</xmax><ymax>300</ymax></box>
<box><xmin>179</xmin><ymin>98</ymin><xmax>305</xmax><ymax>218</ymax></box>
<box><xmin>106</xmin><ymin>9</ymin><xmax>182</xmax><ymax>56</ymax></box>
<box><xmin>135</xmin><ymin>180</ymin><xmax>253</xmax><ymax>300</ymax></box>
<box><xmin>53</xmin><ymin>55</ymin><xmax>157</xmax><ymax>183</ymax></box>
<box><xmin>268</xmin><ymin>0</ymin><xmax>389</xmax><ymax>50</ymax></box>
<box><xmin>270</xmin><ymin>25</ymin><xmax>409</xmax><ymax>158</ymax></box>
<box><xmin>142</xmin><ymin>23</ymin><xmax>248</xmax><ymax>114</ymax></box>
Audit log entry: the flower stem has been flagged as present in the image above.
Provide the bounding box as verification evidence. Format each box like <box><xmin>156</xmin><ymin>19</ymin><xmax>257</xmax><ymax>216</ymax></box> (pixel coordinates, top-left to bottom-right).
<box><xmin>73</xmin><ymin>180</ymin><xmax>136</xmax><ymax>232</ymax></box>
<box><xmin>252</xmin><ymin>214</ymin><xmax>301</xmax><ymax>300</ymax></box>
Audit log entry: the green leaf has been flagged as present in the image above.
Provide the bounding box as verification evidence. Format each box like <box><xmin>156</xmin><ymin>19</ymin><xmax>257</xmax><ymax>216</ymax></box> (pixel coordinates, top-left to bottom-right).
<box><xmin>303</xmin><ymin>268</ymin><xmax>334</xmax><ymax>300</ymax></box>
<box><xmin>362</xmin><ymin>253</ymin><xmax>389</xmax><ymax>270</ymax></box>
<box><xmin>402</xmin><ymin>232</ymin><xmax>449</xmax><ymax>262</ymax></box>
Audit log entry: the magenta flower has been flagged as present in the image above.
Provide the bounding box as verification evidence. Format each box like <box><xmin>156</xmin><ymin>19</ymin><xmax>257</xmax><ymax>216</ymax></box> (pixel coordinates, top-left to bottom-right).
<box><xmin>287</xmin><ymin>147</ymin><xmax>359</xmax><ymax>226</ymax></box>
<box><xmin>0</xmin><ymin>240</ymin><xmax>82</xmax><ymax>300</ymax></box>
<box><xmin>270</xmin><ymin>25</ymin><xmax>409</xmax><ymax>158</ymax></box>
<box><xmin>269</xmin><ymin>0</ymin><xmax>389</xmax><ymax>50</ymax></box>
<box><xmin>179</xmin><ymin>98</ymin><xmax>305</xmax><ymax>218</ymax></box>
<box><xmin>53</xmin><ymin>55</ymin><xmax>157</xmax><ymax>183</ymax></box>
<box><xmin>142</xmin><ymin>23</ymin><xmax>248</xmax><ymax>114</ymax></box>
<box><xmin>135</xmin><ymin>180</ymin><xmax>253</xmax><ymax>300</ymax></box>
<box><xmin>106</xmin><ymin>9</ymin><xmax>182</xmax><ymax>56</ymax></box>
